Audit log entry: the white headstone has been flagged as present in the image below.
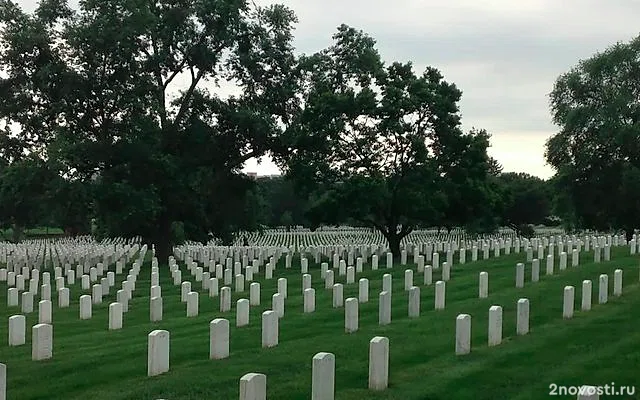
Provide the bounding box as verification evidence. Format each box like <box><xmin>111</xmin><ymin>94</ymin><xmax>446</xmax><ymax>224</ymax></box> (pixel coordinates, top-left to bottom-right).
<box><xmin>613</xmin><ymin>269</ymin><xmax>623</xmax><ymax>296</ymax></box>
<box><xmin>311</xmin><ymin>352</ymin><xmax>335</xmax><ymax>400</ymax></box>
<box><xmin>79</xmin><ymin>295</ymin><xmax>92</xmax><ymax>320</ymax></box>
<box><xmin>0</xmin><ymin>363</ymin><xmax>5</xmax><ymax>400</ymax></box>
<box><xmin>531</xmin><ymin>259</ymin><xmax>540</xmax><ymax>282</ymax></box>
<box><xmin>235</xmin><ymin>274</ymin><xmax>245</xmax><ymax>292</ymax></box>
<box><xmin>408</xmin><ymin>286</ymin><xmax>420</xmax><ymax>318</ymax></box>
<box><xmin>150</xmin><ymin>296</ymin><xmax>163</xmax><ymax>322</ymax></box>
<box><xmin>239</xmin><ymin>373</ymin><xmax>267</xmax><ymax>400</ymax></box>
<box><xmin>237</xmin><ymin>299</ymin><xmax>250</xmax><ymax>327</ymax></box>
<box><xmin>417</xmin><ymin>255</ymin><xmax>424</xmax><ymax>272</ymax></box>
<box><xmin>32</xmin><ymin>323</ymin><xmax>53</xmax><ymax>361</ymax></box>
<box><xmin>261</xmin><ymin>310</ymin><xmax>278</xmax><ymax>348</ymax></box>
<box><xmin>358</xmin><ymin>278</ymin><xmax>369</xmax><ymax>303</ymax></box>
<box><xmin>455</xmin><ymin>314</ymin><xmax>471</xmax><ymax>355</ymax></box>
<box><xmin>598</xmin><ymin>274</ymin><xmax>608</xmax><ymax>304</ymax></box>
<box><xmin>92</xmin><ymin>284</ymin><xmax>102</xmax><ymax>304</ymax></box>
<box><xmin>272</xmin><ymin>293</ymin><xmax>285</xmax><ymax>318</ymax></box>
<box><xmin>181</xmin><ymin>281</ymin><xmax>191</xmax><ymax>302</ymax></box>
<box><xmin>378</xmin><ymin>291</ymin><xmax>391</xmax><ymax>325</ymax></box>
<box><xmin>424</xmin><ymin>265</ymin><xmax>432</xmax><ymax>285</ymax></box>
<box><xmin>109</xmin><ymin>302</ymin><xmax>123</xmax><ymax>330</ymax></box>
<box><xmin>346</xmin><ymin>266</ymin><xmax>355</xmax><ymax>284</ymax></box>
<box><xmin>277</xmin><ymin>278</ymin><xmax>287</xmax><ymax>299</ymax></box>
<box><xmin>250</xmin><ymin>282</ymin><xmax>260</xmax><ymax>306</ymax></box>
<box><xmin>209</xmin><ymin>277</ymin><xmax>219</xmax><ymax>297</ymax></box>
<box><xmin>572</xmin><ymin>249</ymin><xmax>579</xmax><ymax>267</ymax></box>
<box><xmin>8</xmin><ymin>315</ymin><xmax>26</xmax><ymax>346</ymax></box>
<box><xmin>435</xmin><ymin>281</ymin><xmax>445</xmax><ymax>310</ymax></box>
<box><xmin>488</xmin><ymin>305</ymin><xmax>502</xmax><ymax>346</ymax></box>
<box><xmin>302</xmin><ymin>274</ymin><xmax>312</xmax><ymax>292</ymax></box>
<box><xmin>563</xmin><ymin>286</ymin><xmax>575</xmax><ymax>319</ymax></box>
<box><xmin>345</xmin><ymin>298</ymin><xmax>358</xmax><ymax>333</ymax></box>
<box><xmin>516</xmin><ymin>298</ymin><xmax>529</xmax><ymax>335</ymax></box>
<box><xmin>559</xmin><ymin>252</ymin><xmax>567</xmax><ymax>270</ymax></box>
<box><xmin>220</xmin><ymin>287</ymin><xmax>232</xmax><ymax>312</ymax></box>
<box><xmin>304</xmin><ymin>288</ymin><xmax>315</xmax><ymax>313</ymax></box>
<box><xmin>324</xmin><ymin>270</ymin><xmax>334</xmax><ymax>289</ymax></box>
<box><xmin>515</xmin><ymin>263</ymin><xmax>525</xmax><ymax>288</ymax></box>
<box><xmin>209</xmin><ymin>318</ymin><xmax>230</xmax><ymax>359</ymax></box>
<box><xmin>577</xmin><ymin>385</ymin><xmax>599</xmax><ymax>400</ymax></box>
<box><xmin>581</xmin><ymin>280</ymin><xmax>592</xmax><ymax>311</ymax></box>
<box><xmin>546</xmin><ymin>254</ymin><xmax>554</xmax><ymax>275</ymax></box>
<box><xmin>368</xmin><ymin>336</ymin><xmax>389</xmax><ymax>391</ymax></box>
<box><xmin>38</xmin><ymin>300</ymin><xmax>52</xmax><ymax>324</ymax></box>
<box><xmin>81</xmin><ymin>275</ymin><xmax>90</xmax><ymax>290</ymax></box>
<box><xmin>186</xmin><ymin>291</ymin><xmax>199</xmax><ymax>317</ymax></box>
<box><xmin>7</xmin><ymin>288</ymin><xmax>18</xmax><ymax>307</ymax></box>
<box><xmin>58</xmin><ymin>288</ymin><xmax>70</xmax><ymax>308</ymax></box>
<box><xmin>147</xmin><ymin>330</ymin><xmax>170</xmax><ymax>376</ymax></box>
<box><xmin>442</xmin><ymin>262</ymin><xmax>451</xmax><ymax>281</ymax></box>
<box><xmin>404</xmin><ymin>269</ymin><xmax>413</xmax><ymax>290</ymax></box>
<box><xmin>21</xmin><ymin>292</ymin><xmax>33</xmax><ymax>313</ymax></box>
<box><xmin>479</xmin><ymin>272</ymin><xmax>488</xmax><ymax>298</ymax></box>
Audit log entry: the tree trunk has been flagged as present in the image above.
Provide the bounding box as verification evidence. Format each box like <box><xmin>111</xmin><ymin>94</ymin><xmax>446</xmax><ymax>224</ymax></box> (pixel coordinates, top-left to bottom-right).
<box><xmin>11</xmin><ymin>224</ymin><xmax>24</xmax><ymax>243</ymax></box>
<box><xmin>625</xmin><ymin>227</ymin><xmax>634</xmax><ymax>242</ymax></box>
<box><xmin>152</xmin><ymin>215</ymin><xmax>173</xmax><ymax>264</ymax></box>
<box><xmin>386</xmin><ymin>231</ymin><xmax>402</xmax><ymax>259</ymax></box>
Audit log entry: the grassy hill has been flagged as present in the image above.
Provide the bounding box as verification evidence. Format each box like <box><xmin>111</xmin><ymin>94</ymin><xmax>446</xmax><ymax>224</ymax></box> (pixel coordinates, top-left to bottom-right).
<box><xmin>1</xmin><ymin>246</ymin><xmax>639</xmax><ymax>399</ymax></box>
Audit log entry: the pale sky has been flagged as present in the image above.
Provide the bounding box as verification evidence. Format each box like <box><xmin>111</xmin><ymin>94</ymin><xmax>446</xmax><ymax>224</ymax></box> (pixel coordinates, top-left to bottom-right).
<box><xmin>14</xmin><ymin>0</ymin><xmax>640</xmax><ymax>179</ymax></box>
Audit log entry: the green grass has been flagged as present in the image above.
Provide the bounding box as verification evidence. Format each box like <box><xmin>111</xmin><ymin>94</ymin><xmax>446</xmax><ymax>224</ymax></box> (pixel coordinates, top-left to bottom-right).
<box><xmin>1</xmin><ymin>247</ymin><xmax>640</xmax><ymax>399</ymax></box>
<box><xmin>0</xmin><ymin>227</ymin><xmax>65</xmax><ymax>240</ymax></box>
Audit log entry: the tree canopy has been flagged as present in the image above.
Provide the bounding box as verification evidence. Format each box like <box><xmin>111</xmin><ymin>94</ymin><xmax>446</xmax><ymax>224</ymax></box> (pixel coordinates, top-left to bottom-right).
<box><xmin>494</xmin><ymin>172</ymin><xmax>552</xmax><ymax>236</ymax></box>
<box><xmin>0</xmin><ymin>2</ymin><xmax>564</xmax><ymax>250</ymax></box>
<box><xmin>545</xmin><ymin>34</ymin><xmax>640</xmax><ymax>238</ymax></box>
<box><xmin>279</xmin><ymin>25</ymin><xmax>496</xmax><ymax>256</ymax></box>
<box><xmin>0</xmin><ymin>0</ymin><xmax>299</xmax><ymax>257</ymax></box>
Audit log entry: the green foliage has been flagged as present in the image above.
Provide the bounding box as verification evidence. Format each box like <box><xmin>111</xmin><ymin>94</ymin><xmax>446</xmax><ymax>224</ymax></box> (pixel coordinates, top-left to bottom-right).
<box><xmin>279</xmin><ymin>210</ymin><xmax>293</xmax><ymax>228</ymax></box>
<box><xmin>0</xmin><ymin>154</ymin><xmax>60</xmax><ymax>241</ymax></box>
<box><xmin>280</xmin><ymin>25</ymin><xmax>496</xmax><ymax>254</ymax></box>
<box><xmin>251</xmin><ymin>175</ymin><xmax>309</xmax><ymax>227</ymax></box>
<box><xmin>546</xmin><ymin>35</ymin><xmax>640</xmax><ymax>237</ymax></box>
<box><xmin>170</xmin><ymin>221</ymin><xmax>187</xmax><ymax>246</ymax></box>
<box><xmin>495</xmin><ymin>172</ymin><xmax>552</xmax><ymax>235</ymax></box>
<box><xmin>0</xmin><ymin>0</ymin><xmax>299</xmax><ymax>256</ymax></box>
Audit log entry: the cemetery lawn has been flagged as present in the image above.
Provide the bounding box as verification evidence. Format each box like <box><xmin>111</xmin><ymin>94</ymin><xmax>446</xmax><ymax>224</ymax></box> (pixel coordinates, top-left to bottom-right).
<box><xmin>2</xmin><ymin>248</ymin><xmax>640</xmax><ymax>400</ymax></box>
<box><xmin>0</xmin><ymin>227</ymin><xmax>64</xmax><ymax>240</ymax></box>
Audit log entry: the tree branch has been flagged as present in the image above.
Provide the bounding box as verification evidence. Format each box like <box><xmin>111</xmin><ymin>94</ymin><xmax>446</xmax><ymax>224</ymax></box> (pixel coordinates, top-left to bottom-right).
<box><xmin>173</xmin><ymin>67</ymin><xmax>205</xmax><ymax>127</ymax></box>
<box><xmin>142</xmin><ymin>38</ymin><xmax>167</xmax><ymax>130</ymax></box>
<box><xmin>363</xmin><ymin>217</ymin><xmax>387</xmax><ymax>235</ymax></box>
<box><xmin>400</xmin><ymin>224</ymin><xmax>413</xmax><ymax>237</ymax></box>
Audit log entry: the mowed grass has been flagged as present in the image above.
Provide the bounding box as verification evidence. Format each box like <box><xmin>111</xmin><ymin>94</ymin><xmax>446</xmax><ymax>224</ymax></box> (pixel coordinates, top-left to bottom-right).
<box><xmin>0</xmin><ymin>227</ymin><xmax>65</xmax><ymax>241</ymax></box>
<box><xmin>1</xmin><ymin>247</ymin><xmax>640</xmax><ymax>400</ymax></box>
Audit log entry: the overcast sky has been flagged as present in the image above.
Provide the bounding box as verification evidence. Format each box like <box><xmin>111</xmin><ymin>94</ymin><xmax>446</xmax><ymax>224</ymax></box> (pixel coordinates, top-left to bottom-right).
<box><xmin>15</xmin><ymin>0</ymin><xmax>640</xmax><ymax>179</ymax></box>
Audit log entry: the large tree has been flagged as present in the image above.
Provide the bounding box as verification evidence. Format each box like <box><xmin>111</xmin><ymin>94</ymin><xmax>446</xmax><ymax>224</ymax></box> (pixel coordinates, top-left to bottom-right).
<box><xmin>545</xmin><ymin>35</ymin><xmax>640</xmax><ymax>238</ymax></box>
<box><xmin>0</xmin><ymin>0</ymin><xmax>299</xmax><ymax>258</ymax></box>
<box><xmin>279</xmin><ymin>25</ymin><xmax>495</xmax><ymax>256</ymax></box>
